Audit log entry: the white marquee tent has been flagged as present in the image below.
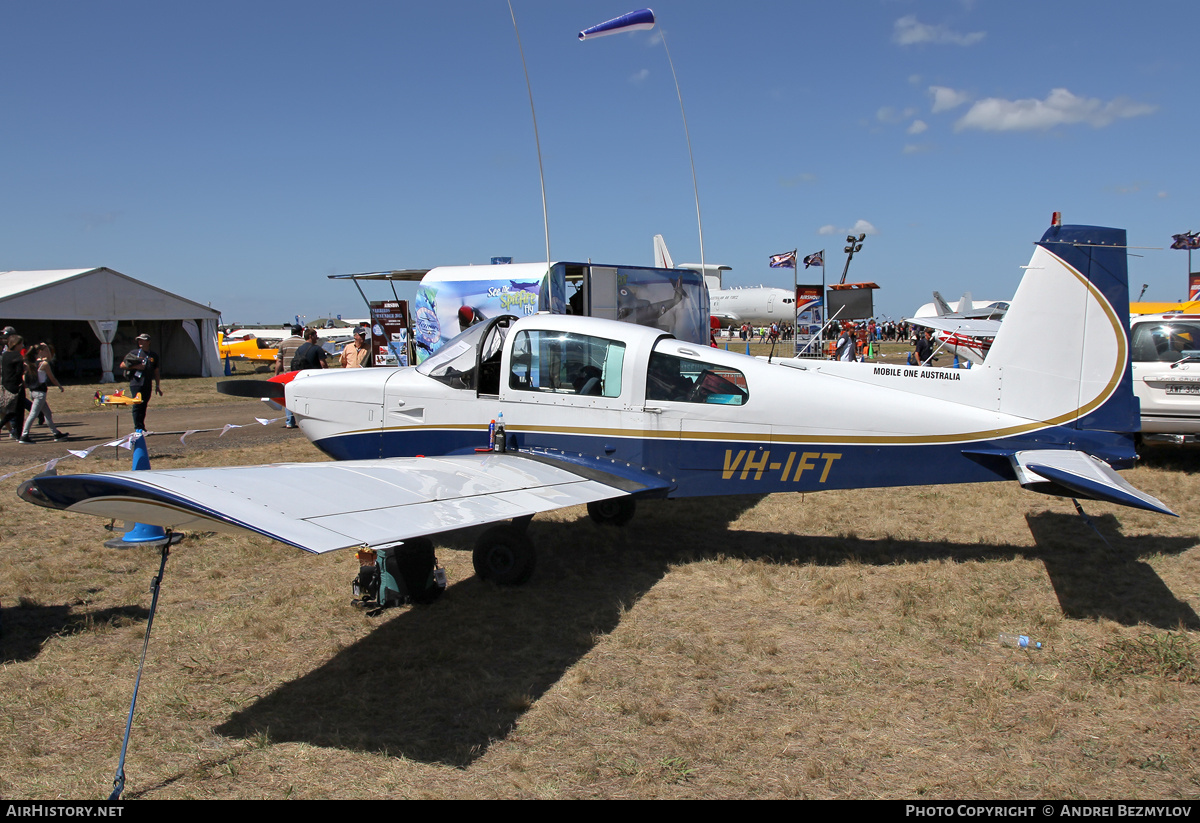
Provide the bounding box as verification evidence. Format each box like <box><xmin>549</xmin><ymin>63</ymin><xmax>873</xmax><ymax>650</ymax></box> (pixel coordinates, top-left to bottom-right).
<box><xmin>0</xmin><ymin>268</ymin><xmax>222</xmax><ymax>381</ymax></box>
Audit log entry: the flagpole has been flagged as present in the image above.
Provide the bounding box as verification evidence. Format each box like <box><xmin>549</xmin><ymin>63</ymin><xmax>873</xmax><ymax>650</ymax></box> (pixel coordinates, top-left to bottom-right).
<box><xmin>579</xmin><ymin>11</ymin><xmax>705</xmax><ymax>277</ymax></box>
<box><xmin>821</xmin><ymin>250</ymin><xmax>827</xmax><ymax>355</ymax></box>
<box><xmin>658</xmin><ymin>28</ymin><xmax>705</xmax><ymax>277</ymax></box>
<box><xmin>792</xmin><ymin>248</ymin><xmax>798</xmax><ymax>349</ymax></box>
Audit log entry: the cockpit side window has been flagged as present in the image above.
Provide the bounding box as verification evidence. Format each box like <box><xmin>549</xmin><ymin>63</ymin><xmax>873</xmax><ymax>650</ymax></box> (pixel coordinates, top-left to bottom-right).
<box><xmin>509</xmin><ymin>330</ymin><xmax>625</xmax><ymax>398</ymax></box>
<box><xmin>647</xmin><ymin>351</ymin><xmax>748</xmax><ymax>405</ymax></box>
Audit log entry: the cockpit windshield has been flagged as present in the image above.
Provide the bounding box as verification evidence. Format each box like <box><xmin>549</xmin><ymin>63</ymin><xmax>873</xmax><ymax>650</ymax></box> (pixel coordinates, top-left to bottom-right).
<box><xmin>416</xmin><ymin>315</ymin><xmax>513</xmax><ymax>391</ymax></box>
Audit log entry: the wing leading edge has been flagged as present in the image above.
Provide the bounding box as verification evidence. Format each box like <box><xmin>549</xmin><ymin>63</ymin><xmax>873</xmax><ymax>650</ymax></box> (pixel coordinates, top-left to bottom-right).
<box><xmin>20</xmin><ymin>452</ymin><xmax>668</xmax><ymax>554</ymax></box>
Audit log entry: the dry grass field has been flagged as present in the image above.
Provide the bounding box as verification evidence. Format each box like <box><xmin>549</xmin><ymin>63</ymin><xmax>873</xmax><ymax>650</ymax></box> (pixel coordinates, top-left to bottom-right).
<box><xmin>1</xmin><ymin>368</ymin><xmax>1198</xmax><ymax>799</ymax></box>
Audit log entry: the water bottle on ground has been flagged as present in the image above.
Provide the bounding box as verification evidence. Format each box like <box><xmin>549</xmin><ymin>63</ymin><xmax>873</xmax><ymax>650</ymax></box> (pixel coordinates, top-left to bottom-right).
<box><xmin>999</xmin><ymin>632</ymin><xmax>1042</xmax><ymax>649</ymax></box>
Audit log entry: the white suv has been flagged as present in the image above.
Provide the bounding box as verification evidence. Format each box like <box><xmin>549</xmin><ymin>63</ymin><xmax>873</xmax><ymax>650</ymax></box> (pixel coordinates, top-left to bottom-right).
<box><xmin>1130</xmin><ymin>313</ymin><xmax>1200</xmax><ymax>443</ymax></box>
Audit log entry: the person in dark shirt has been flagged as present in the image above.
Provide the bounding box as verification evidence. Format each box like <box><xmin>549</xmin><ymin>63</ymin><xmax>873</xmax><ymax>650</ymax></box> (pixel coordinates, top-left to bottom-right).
<box><xmin>915</xmin><ymin>328</ymin><xmax>935</xmax><ymax>366</ymax></box>
<box><xmin>0</xmin><ymin>334</ymin><xmax>27</xmax><ymax>439</ymax></box>
<box><xmin>292</xmin><ymin>328</ymin><xmax>328</xmax><ymax>370</ymax></box>
<box><xmin>121</xmin><ymin>333</ymin><xmax>162</xmax><ymax>431</ymax></box>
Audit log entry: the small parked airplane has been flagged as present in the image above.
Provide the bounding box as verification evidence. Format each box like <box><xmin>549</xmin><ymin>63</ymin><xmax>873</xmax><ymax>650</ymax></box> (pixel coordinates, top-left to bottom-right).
<box><xmin>907</xmin><ymin>291</ymin><xmax>1006</xmax><ymax>366</ymax></box>
<box><xmin>20</xmin><ymin>223</ymin><xmax>1173</xmax><ymax>593</ymax></box>
<box><xmin>918</xmin><ymin>291</ymin><xmax>1010</xmax><ymax>321</ymax></box>
<box><xmin>218</xmin><ymin>332</ymin><xmax>280</xmax><ymax>365</ymax></box>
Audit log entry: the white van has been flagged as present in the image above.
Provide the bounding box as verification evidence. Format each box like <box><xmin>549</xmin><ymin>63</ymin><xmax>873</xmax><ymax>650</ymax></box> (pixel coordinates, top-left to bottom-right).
<box><xmin>1130</xmin><ymin>312</ymin><xmax>1200</xmax><ymax>443</ymax></box>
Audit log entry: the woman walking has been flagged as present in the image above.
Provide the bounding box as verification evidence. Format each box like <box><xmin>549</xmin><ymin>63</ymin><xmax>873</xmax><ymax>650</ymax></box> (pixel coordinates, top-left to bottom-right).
<box><xmin>19</xmin><ymin>343</ymin><xmax>68</xmax><ymax>443</ymax></box>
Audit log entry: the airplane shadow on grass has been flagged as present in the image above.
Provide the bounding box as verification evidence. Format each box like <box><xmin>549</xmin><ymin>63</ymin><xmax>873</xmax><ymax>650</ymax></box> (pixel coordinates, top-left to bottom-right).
<box><xmin>212</xmin><ymin>494</ymin><xmax>1199</xmax><ymax>768</ymax></box>
<box><xmin>0</xmin><ymin>602</ymin><xmax>149</xmax><ymax>663</ymax></box>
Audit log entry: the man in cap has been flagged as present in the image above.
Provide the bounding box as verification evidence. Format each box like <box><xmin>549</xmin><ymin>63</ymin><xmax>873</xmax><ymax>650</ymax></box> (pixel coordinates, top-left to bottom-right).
<box><xmin>339</xmin><ymin>328</ymin><xmax>371</xmax><ymax>369</ymax></box>
<box><xmin>121</xmin><ymin>333</ymin><xmax>162</xmax><ymax>431</ymax></box>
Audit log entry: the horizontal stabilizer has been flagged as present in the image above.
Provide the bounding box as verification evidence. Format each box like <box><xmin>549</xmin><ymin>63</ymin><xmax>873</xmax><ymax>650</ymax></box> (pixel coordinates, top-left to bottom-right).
<box><xmin>1009</xmin><ymin>450</ymin><xmax>1176</xmax><ymax>516</ymax></box>
<box><xmin>19</xmin><ymin>453</ymin><xmax>650</xmax><ymax>554</ymax></box>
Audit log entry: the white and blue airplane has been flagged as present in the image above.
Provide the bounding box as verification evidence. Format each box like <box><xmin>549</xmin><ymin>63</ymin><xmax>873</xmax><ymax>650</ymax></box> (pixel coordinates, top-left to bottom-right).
<box><xmin>19</xmin><ymin>223</ymin><xmax>1174</xmax><ymax>589</ymax></box>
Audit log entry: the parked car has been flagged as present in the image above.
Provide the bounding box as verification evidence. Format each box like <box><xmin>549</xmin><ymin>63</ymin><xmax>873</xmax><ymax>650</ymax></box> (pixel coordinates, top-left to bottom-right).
<box><xmin>1130</xmin><ymin>312</ymin><xmax>1200</xmax><ymax>443</ymax></box>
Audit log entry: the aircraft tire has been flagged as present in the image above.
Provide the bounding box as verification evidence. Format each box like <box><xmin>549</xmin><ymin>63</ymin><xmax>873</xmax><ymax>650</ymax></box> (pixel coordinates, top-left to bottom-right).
<box><xmin>473</xmin><ymin>525</ymin><xmax>536</xmax><ymax>586</ymax></box>
<box><xmin>587</xmin><ymin>497</ymin><xmax>636</xmax><ymax>527</ymax></box>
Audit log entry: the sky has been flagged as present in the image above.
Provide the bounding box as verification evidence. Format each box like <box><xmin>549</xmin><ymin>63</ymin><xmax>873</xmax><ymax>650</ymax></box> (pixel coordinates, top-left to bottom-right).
<box><xmin>2</xmin><ymin>1</ymin><xmax>1196</xmax><ymax>325</ymax></box>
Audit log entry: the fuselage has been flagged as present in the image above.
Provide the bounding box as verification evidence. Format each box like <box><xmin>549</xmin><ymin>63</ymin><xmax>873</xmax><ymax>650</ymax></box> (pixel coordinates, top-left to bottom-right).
<box><xmin>709</xmin><ymin>286</ymin><xmax>795</xmax><ymax>326</ymax></box>
<box><xmin>285</xmin><ymin>313</ymin><xmax>1136</xmax><ymax>501</ymax></box>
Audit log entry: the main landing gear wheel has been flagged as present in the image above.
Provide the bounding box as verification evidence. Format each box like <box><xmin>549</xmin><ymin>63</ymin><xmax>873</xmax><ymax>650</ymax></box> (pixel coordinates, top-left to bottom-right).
<box><xmin>473</xmin><ymin>524</ymin><xmax>536</xmax><ymax>585</ymax></box>
<box><xmin>587</xmin><ymin>497</ymin><xmax>636</xmax><ymax>527</ymax></box>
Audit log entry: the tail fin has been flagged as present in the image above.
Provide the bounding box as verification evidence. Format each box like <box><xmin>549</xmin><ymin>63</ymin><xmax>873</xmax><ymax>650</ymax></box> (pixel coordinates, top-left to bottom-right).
<box><xmin>981</xmin><ymin>224</ymin><xmax>1137</xmax><ymax>433</ymax></box>
<box><xmin>932</xmin><ymin>291</ymin><xmax>953</xmax><ymax>316</ymax></box>
<box><xmin>653</xmin><ymin>234</ymin><xmax>675</xmax><ymax>269</ymax></box>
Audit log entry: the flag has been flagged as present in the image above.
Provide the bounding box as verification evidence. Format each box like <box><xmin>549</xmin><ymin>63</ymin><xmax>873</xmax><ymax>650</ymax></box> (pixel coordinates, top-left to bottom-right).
<box><xmin>803</xmin><ymin>251</ymin><xmax>824</xmax><ymax>268</ymax></box>
<box><xmin>769</xmin><ymin>250</ymin><xmax>797</xmax><ymax>269</ymax></box>
<box><xmin>579</xmin><ymin>9</ymin><xmax>656</xmax><ymax>40</ymax></box>
<box><xmin>1171</xmin><ymin>232</ymin><xmax>1200</xmax><ymax>250</ymax></box>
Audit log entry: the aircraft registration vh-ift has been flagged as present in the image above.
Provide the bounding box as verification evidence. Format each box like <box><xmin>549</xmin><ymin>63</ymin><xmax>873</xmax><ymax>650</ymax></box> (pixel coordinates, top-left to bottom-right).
<box><xmin>19</xmin><ymin>222</ymin><xmax>1175</xmax><ymax>601</ymax></box>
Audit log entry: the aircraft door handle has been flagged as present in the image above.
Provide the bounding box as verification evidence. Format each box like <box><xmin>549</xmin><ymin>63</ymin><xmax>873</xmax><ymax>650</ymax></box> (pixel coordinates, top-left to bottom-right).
<box><xmin>642</xmin><ymin>406</ymin><xmax>662</xmax><ymax>414</ymax></box>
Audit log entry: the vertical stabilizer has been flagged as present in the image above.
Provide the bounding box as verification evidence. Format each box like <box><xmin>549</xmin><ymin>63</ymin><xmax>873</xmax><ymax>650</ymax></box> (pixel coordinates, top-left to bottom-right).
<box><xmin>932</xmin><ymin>291</ymin><xmax>953</xmax><ymax>317</ymax></box>
<box><xmin>653</xmin><ymin>235</ymin><xmax>675</xmax><ymax>270</ymax></box>
<box><xmin>982</xmin><ymin>225</ymin><xmax>1137</xmax><ymax>433</ymax></box>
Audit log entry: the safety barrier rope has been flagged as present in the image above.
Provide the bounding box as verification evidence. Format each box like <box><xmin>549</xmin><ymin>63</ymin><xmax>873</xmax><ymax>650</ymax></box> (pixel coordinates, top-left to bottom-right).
<box><xmin>0</xmin><ymin>414</ymin><xmax>286</xmax><ymax>482</ymax></box>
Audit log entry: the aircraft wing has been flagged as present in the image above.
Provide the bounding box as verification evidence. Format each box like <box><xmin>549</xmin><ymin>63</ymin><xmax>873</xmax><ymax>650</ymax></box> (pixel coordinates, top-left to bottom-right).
<box><xmin>19</xmin><ymin>452</ymin><xmax>670</xmax><ymax>554</ymax></box>
<box><xmin>903</xmin><ymin>316</ymin><xmax>1001</xmax><ymax>337</ymax></box>
<box><xmin>1008</xmin><ymin>450</ymin><xmax>1176</xmax><ymax>516</ymax></box>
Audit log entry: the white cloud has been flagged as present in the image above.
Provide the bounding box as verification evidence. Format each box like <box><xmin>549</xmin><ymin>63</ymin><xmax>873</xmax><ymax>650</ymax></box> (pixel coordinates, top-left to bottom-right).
<box><xmin>1158</xmin><ymin>191</ymin><xmax>1169</xmax><ymax>199</ymax></box>
<box><xmin>954</xmin><ymin>88</ymin><xmax>1157</xmax><ymax>132</ymax></box>
<box><xmin>629</xmin><ymin>69</ymin><xmax>650</xmax><ymax>84</ymax></box>
<box><xmin>893</xmin><ymin>15</ymin><xmax>985</xmax><ymax>47</ymax></box>
<box><xmin>929</xmin><ymin>85</ymin><xmax>971</xmax><ymax>113</ymax></box>
<box><xmin>907</xmin><ymin>119</ymin><xmax>928</xmax><ymax>135</ymax></box>
<box><xmin>819</xmin><ymin>220</ymin><xmax>878</xmax><ymax>236</ymax></box>
<box><xmin>903</xmin><ymin>143</ymin><xmax>932</xmax><ymax>154</ymax></box>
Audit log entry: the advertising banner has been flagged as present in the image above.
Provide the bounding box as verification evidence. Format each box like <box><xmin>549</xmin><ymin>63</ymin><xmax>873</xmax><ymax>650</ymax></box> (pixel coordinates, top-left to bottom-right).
<box><xmin>794</xmin><ymin>284</ymin><xmax>823</xmax><ymax>355</ymax></box>
<box><xmin>369</xmin><ymin>300</ymin><xmax>410</xmax><ymax>367</ymax></box>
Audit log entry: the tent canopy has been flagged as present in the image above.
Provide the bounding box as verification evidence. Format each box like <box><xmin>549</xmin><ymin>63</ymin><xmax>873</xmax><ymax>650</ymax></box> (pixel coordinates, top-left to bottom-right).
<box><xmin>0</xmin><ymin>268</ymin><xmax>222</xmax><ymax>380</ymax></box>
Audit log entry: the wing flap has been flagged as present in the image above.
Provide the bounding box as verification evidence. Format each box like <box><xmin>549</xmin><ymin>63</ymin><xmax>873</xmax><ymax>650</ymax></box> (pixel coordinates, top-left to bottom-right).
<box><xmin>22</xmin><ymin>453</ymin><xmax>635</xmax><ymax>554</ymax></box>
<box><xmin>1009</xmin><ymin>449</ymin><xmax>1176</xmax><ymax>516</ymax></box>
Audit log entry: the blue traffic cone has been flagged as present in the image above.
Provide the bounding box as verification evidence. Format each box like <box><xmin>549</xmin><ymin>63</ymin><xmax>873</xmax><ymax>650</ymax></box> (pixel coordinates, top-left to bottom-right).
<box><xmin>106</xmin><ymin>432</ymin><xmax>173</xmax><ymax>547</ymax></box>
<box><xmin>224</xmin><ymin>353</ymin><xmax>232</xmax><ymax>376</ymax></box>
